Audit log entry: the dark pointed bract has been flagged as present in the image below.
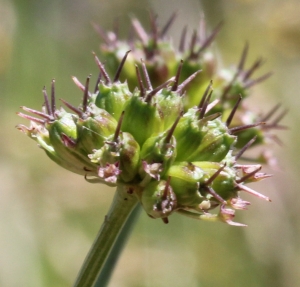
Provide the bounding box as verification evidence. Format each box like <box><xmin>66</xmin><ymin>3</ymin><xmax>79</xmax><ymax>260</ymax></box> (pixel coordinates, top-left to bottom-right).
<box><xmin>93</xmin><ymin>52</ymin><xmax>111</xmax><ymax>84</ymax></box>
<box><xmin>226</xmin><ymin>95</ymin><xmax>242</xmax><ymax>127</ymax></box>
<box><xmin>83</xmin><ymin>75</ymin><xmax>91</xmax><ymax>113</ymax></box>
<box><xmin>113</xmin><ymin>50</ymin><xmax>131</xmax><ymax>83</ymax></box>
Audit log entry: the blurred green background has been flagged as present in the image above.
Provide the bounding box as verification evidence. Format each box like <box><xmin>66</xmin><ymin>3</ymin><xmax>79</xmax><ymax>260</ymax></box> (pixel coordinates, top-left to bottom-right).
<box><xmin>1</xmin><ymin>0</ymin><xmax>299</xmax><ymax>286</ymax></box>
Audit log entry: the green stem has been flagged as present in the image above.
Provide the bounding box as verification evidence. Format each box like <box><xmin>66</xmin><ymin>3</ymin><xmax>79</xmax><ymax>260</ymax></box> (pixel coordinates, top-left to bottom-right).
<box><xmin>94</xmin><ymin>204</ymin><xmax>142</xmax><ymax>287</ymax></box>
<box><xmin>73</xmin><ymin>185</ymin><xmax>139</xmax><ymax>287</ymax></box>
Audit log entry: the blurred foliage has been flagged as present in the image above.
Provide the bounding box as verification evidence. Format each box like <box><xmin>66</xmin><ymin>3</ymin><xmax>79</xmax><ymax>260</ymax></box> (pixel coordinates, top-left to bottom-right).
<box><xmin>1</xmin><ymin>0</ymin><xmax>299</xmax><ymax>286</ymax></box>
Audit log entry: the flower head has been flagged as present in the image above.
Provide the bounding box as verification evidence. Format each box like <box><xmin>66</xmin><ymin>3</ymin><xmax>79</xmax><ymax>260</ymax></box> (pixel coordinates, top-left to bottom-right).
<box><xmin>17</xmin><ymin>46</ymin><xmax>273</xmax><ymax>225</ymax></box>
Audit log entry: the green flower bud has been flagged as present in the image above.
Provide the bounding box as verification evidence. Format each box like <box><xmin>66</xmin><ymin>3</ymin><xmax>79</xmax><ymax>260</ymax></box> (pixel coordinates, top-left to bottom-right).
<box><xmin>140</xmin><ymin>178</ymin><xmax>177</xmax><ymax>222</ymax></box>
<box><xmin>167</xmin><ymin>162</ymin><xmax>206</xmax><ymax>208</ymax></box>
<box><xmin>139</xmin><ymin>121</ymin><xmax>178</xmax><ymax>180</ymax></box>
<box><xmin>154</xmin><ymin>88</ymin><xmax>184</xmax><ymax>130</ymax></box>
<box><xmin>92</xmin><ymin>53</ymin><xmax>132</xmax><ymax>121</ymax></box>
<box><xmin>188</xmin><ymin>118</ymin><xmax>236</xmax><ymax>162</ymax></box>
<box><xmin>89</xmin><ymin>112</ymin><xmax>141</xmax><ymax>184</ymax></box>
<box><xmin>193</xmin><ymin>161</ymin><xmax>237</xmax><ymax>200</ymax></box>
<box><xmin>94</xmin><ymin>82</ymin><xmax>132</xmax><ymax>121</ymax></box>
<box><xmin>75</xmin><ymin>104</ymin><xmax>118</xmax><ymax>154</ymax></box>
<box><xmin>47</xmin><ymin>111</ymin><xmax>95</xmax><ymax>171</ymax></box>
<box><xmin>172</xmin><ymin>108</ymin><xmax>206</xmax><ymax>161</ymax></box>
<box><xmin>121</xmin><ymin>92</ymin><xmax>163</xmax><ymax>146</ymax></box>
<box><xmin>17</xmin><ymin>120</ymin><xmax>92</xmax><ymax>176</ymax></box>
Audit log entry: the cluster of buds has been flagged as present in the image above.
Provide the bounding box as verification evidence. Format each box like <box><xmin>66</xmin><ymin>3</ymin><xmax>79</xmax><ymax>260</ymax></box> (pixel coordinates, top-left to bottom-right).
<box><xmin>17</xmin><ymin>50</ymin><xmax>272</xmax><ymax>226</ymax></box>
<box><xmin>17</xmin><ymin>13</ymin><xmax>283</xmax><ymax>225</ymax></box>
<box><xmin>95</xmin><ymin>12</ymin><xmax>287</xmax><ymax>160</ymax></box>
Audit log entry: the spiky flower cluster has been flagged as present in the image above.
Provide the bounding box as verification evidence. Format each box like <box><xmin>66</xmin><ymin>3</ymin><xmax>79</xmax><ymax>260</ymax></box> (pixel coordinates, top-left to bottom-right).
<box><xmin>17</xmin><ymin>49</ymin><xmax>272</xmax><ymax>225</ymax></box>
<box><xmin>95</xmin><ymin>12</ymin><xmax>287</xmax><ymax>162</ymax></box>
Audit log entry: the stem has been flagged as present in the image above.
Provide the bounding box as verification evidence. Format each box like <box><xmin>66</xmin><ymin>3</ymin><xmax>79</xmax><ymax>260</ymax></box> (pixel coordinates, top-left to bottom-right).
<box><xmin>94</xmin><ymin>204</ymin><xmax>142</xmax><ymax>286</ymax></box>
<box><xmin>73</xmin><ymin>185</ymin><xmax>139</xmax><ymax>287</ymax></box>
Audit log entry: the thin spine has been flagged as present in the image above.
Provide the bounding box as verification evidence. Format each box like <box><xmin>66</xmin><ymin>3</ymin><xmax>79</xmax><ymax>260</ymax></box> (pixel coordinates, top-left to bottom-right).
<box><xmin>260</xmin><ymin>103</ymin><xmax>281</xmax><ymax>122</ymax></box>
<box><xmin>113</xmin><ymin>111</ymin><xmax>125</xmax><ymax>142</ymax></box>
<box><xmin>204</xmin><ymin>164</ymin><xmax>227</xmax><ymax>186</ymax></box>
<box><xmin>229</xmin><ymin>122</ymin><xmax>265</xmax><ymax>134</ymax></box>
<box><xmin>72</xmin><ymin>76</ymin><xmax>86</xmax><ymax>92</ymax></box>
<box><xmin>42</xmin><ymin>86</ymin><xmax>52</xmax><ymax>116</ymax></box>
<box><xmin>236</xmin><ymin>183</ymin><xmax>271</xmax><ymax>202</ymax></box>
<box><xmin>160</xmin><ymin>11</ymin><xmax>178</xmax><ymax>38</ymax></box>
<box><xmin>94</xmin><ymin>72</ymin><xmax>102</xmax><ymax>94</ymax></box>
<box><xmin>244</xmin><ymin>72</ymin><xmax>273</xmax><ymax>89</ymax></box>
<box><xmin>82</xmin><ymin>75</ymin><xmax>91</xmax><ymax>113</ymax></box>
<box><xmin>131</xmin><ymin>17</ymin><xmax>148</xmax><ymax>45</ymax></box>
<box><xmin>234</xmin><ymin>136</ymin><xmax>257</xmax><ymax>160</ymax></box>
<box><xmin>226</xmin><ymin>95</ymin><xmax>242</xmax><ymax>127</ymax></box>
<box><xmin>236</xmin><ymin>166</ymin><xmax>262</xmax><ymax>183</ymax></box>
<box><xmin>171</xmin><ymin>60</ymin><xmax>184</xmax><ymax>92</ymax></box>
<box><xmin>242</xmin><ymin>58</ymin><xmax>265</xmax><ymax>81</ymax></box>
<box><xmin>92</xmin><ymin>22</ymin><xmax>112</xmax><ymax>45</ymax></box>
<box><xmin>135</xmin><ymin>64</ymin><xmax>146</xmax><ymax>97</ymax></box>
<box><xmin>269</xmin><ymin>108</ymin><xmax>288</xmax><ymax>125</ymax></box>
<box><xmin>145</xmin><ymin>77</ymin><xmax>175</xmax><ymax>102</ymax></box>
<box><xmin>220</xmin><ymin>43</ymin><xmax>249</xmax><ymax>101</ymax></box>
<box><xmin>188</xmin><ymin>30</ymin><xmax>198</xmax><ymax>59</ymax></box>
<box><xmin>20</xmin><ymin>106</ymin><xmax>53</xmax><ymax>121</ymax></box>
<box><xmin>196</xmin><ymin>21</ymin><xmax>223</xmax><ymax>55</ymax></box>
<box><xmin>237</xmin><ymin>42</ymin><xmax>249</xmax><ymax>72</ymax></box>
<box><xmin>60</xmin><ymin>99</ymin><xmax>85</xmax><ymax>118</ymax></box>
<box><xmin>113</xmin><ymin>50</ymin><xmax>131</xmax><ymax>83</ymax></box>
<box><xmin>199</xmin><ymin>90</ymin><xmax>213</xmax><ymax>119</ymax></box>
<box><xmin>93</xmin><ymin>52</ymin><xmax>111</xmax><ymax>84</ymax></box>
<box><xmin>176</xmin><ymin>70</ymin><xmax>201</xmax><ymax>95</ymax></box>
<box><xmin>17</xmin><ymin>113</ymin><xmax>45</xmax><ymax>124</ymax></box>
<box><xmin>141</xmin><ymin>59</ymin><xmax>153</xmax><ymax>91</ymax></box>
<box><xmin>204</xmin><ymin>186</ymin><xmax>226</xmax><ymax>204</ymax></box>
<box><xmin>164</xmin><ymin>112</ymin><xmax>183</xmax><ymax>143</ymax></box>
<box><xmin>51</xmin><ymin>79</ymin><xmax>56</xmax><ymax>116</ymax></box>
<box><xmin>198</xmin><ymin>80</ymin><xmax>213</xmax><ymax>109</ymax></box>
